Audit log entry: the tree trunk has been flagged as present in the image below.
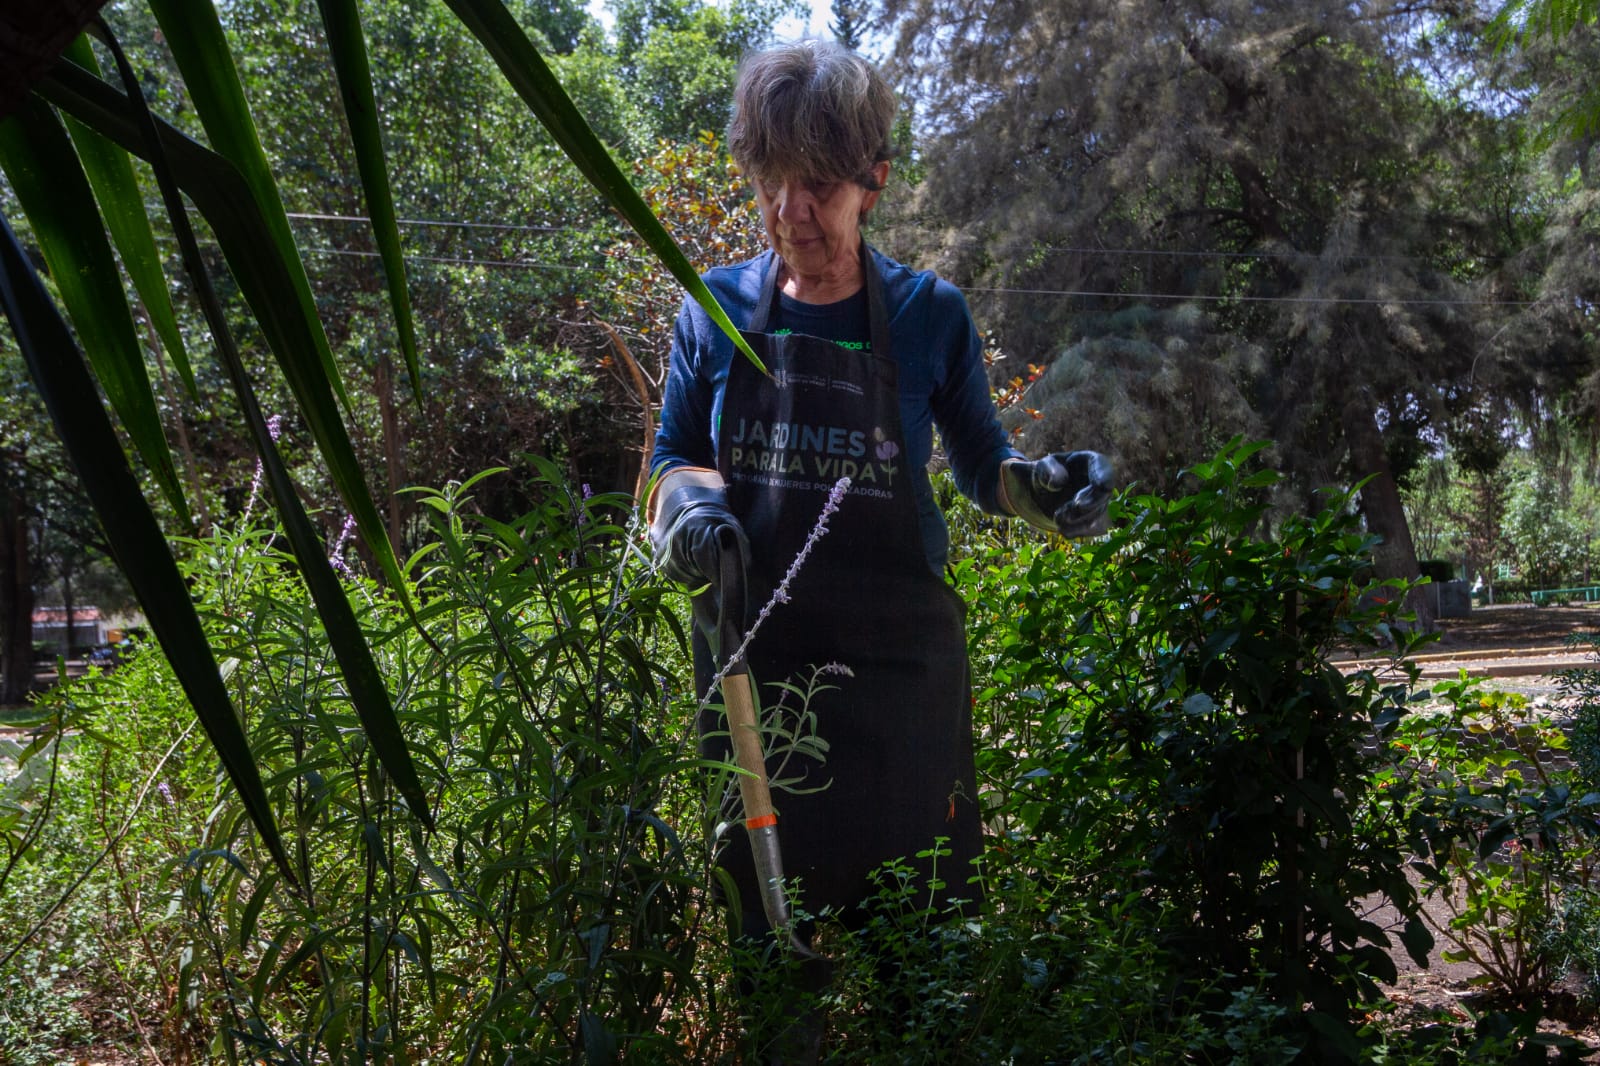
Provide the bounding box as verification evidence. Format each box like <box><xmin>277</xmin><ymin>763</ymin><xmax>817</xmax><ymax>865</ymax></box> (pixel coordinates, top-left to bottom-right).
<box><xmin>0</xmin><ymin>464</ymin><xmax>35</xmax><ymax>704</ymax></box>
<box><xmin>1342</xmin><ymin>397</ymin><xmax>1436</xmax><ymax>632</ymax></box>
<box><xmin>61</xmin><ymin>555</ymin><xmax>75</xmax><ymax>661</ymax></box>
<box><xmin>376</xmin><ymin>351</ymin><xmax>403</xmax><ymax>554</ymax></box>
<box><xmin>144</xmin><ymin>307</ymin><xmax>211</xmax><ymax>532</ymax></box>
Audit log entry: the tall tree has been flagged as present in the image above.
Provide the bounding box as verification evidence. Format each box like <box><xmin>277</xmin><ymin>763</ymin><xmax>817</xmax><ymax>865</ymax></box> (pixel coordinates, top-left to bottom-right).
<box><xmin>877</xmin><ymin>0</ymin><xmax>1568</xmax><ymax>623</ymax></box>
<box><xmin>830</xmin><ymin>0</ymin><xmax>867</xmax><ymax>48</ymax></box>
<box><xmin>606</xmin><ymin>0</ymin><xmax>794</xmax><ymax>143</ymax></box>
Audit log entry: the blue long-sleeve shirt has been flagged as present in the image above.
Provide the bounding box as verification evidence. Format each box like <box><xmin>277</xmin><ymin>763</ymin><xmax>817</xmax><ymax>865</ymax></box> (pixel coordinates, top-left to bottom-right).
<box><xmin>652</xmin><ymin>247</ymin><xmax>1019</xmax><ymax>572</ymax></box>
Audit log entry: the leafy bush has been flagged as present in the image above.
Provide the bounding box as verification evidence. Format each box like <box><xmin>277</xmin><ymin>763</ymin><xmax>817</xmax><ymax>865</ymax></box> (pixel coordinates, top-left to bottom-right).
<box><xmin>186</xmin><ymin>461</ymin><xmax>733</xmax><ymax>1062</ymax></box>
<box><xmin>12</xmin><ymin>441</ymin><xmax>1564</xmax><ymax>1062</ymax></box>
<box><xmin>1385</xmin><ymin>675</ymin><xmax>1600</xmax><ymax>1009</ymax></box>
<box><xmin>949</xmin><ymin>439</ymin><xmax>1432</xmax><ymax>1060</ymax></box>
<box><xmin>3</xmin><ymin>462</ymin><xmax>737</xmax><ymax>1064</ymax></box>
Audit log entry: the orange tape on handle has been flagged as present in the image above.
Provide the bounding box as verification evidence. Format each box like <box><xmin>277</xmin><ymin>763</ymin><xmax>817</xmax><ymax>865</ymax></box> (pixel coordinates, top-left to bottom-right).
<box><xmin>745</xmin><ymin>813</ymin><xmax>778</xmax><ymax>830</ymax></box>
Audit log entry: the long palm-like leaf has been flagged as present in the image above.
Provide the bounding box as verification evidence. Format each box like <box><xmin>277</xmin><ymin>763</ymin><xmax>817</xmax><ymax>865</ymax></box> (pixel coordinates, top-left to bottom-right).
<box><xmin>12</xmin><ymin>30</ymin><xmax>434</xmax><ymax>831</ymax></box>
<box><xmin>144</xmin><ymin>0</ymin><xmax>352</xmax><ymax>411</ymax></box>
<box><xmin>59</xmin><ymin>33</ymin><xmax>196</xmax><ymax>397</ymax></box>
<box><xmin>314</xmin><ymin>0</ymin><xmax>422</xmax><ymax>402</ymax></box>
<box><xmin>442</xmin><ymin>0</ymin><xmax>767</xmax><ymax>375</ymax></box>
<box><xmin>37</xmin><ymin>56</ymin><xmax>416</xmax><ymax>616</ymax></box>
<box><xmin>88</xmin><ymin>21</ymin><xmax>435</xmax><ymax>829</ymax></box>
<box><xmin>0</xmin><ymin>97</ymin><xmax>190</xmax><ymax>525</ymax></box>
<box><xmin>0</xmin><ymin>209</ymin><xmax>298</xmax><ymax>886</ymax></box>
<box><xmin>9</xmin><ymin>0</ymin><xmax>761</xmax><ymax>848</ymax></box>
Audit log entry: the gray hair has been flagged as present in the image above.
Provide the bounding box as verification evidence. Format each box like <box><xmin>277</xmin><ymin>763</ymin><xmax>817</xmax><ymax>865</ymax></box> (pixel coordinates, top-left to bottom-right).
<box><xmin>727</xmin><ymin>40</ymin><xmax>898</xmax><ymax>190</ymax></box>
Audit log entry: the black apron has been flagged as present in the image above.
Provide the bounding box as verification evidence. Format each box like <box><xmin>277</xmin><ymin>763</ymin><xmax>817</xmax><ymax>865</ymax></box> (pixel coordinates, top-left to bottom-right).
<box><xmin>695</xmin><ymin>246</ymin><xmax>983</xmax><ymax>934</ymax></box>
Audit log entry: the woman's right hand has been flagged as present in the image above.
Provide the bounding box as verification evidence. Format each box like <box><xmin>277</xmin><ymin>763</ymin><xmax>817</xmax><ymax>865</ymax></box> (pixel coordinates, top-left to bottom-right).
<box><xmin>649</xmin><ymin>468</ymin><xmax>751</xmax><ymax>589</ymax></box>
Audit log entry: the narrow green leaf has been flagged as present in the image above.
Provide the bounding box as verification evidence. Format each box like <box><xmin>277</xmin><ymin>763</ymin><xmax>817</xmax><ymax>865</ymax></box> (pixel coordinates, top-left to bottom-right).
<box><xmin>39</xmin><ymin>58</ymin><xmax>415</xmax><ymax>615</ymax></box>
<box><xmin>219</xmin><ymin>316</ymin><xmax>437</xmax><ymax>830</ymax></box>
<box><xmin>313</xmin><ymin>0</ymin><xmax>421</xmax><ymax>402</ymax></box>
<box><xmin>59</xmin><ymin>34</ymin><xmax>198</xmax><ymax>398</ymax></box>
<box><xmin>145</xmin><ymin>0</ymin><xmax>351</xmax><ymax>410</ymax></box>
<box><xmin>0</xmin><ymin>98</ymin><xmax>191</xmax><ymax>526</ymax></box>
<box><xmin>0</xmin><ymin>210</ymin><xmax>296</xmax><ymax>888</ymax></box>
<box><xmin>69</xmin><ymin>33</ymin><xmax>434</xmax><ymax>830</ymax></box>
<box><xmin>441</xmin><ymin>0</ymin><xmax>766</xmax><ymax>375</ymax></box>
<box><xmin>270</xmin><ymin>927</ymin><xmax>341</xmax><ymax>994</ymax></box>
<box><xmin>238</xmin><ymin>869</ymin><xmax>279</xmax><ymax>951</ymax></box>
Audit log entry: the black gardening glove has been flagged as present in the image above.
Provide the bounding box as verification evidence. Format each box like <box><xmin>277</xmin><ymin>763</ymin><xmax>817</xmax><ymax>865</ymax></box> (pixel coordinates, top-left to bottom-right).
<box><xmin>1003</xmin><ymin>450</ymin><xmax>1114</xmax><ymax>537</ymax></box>
<box><xmin>650</xmin><ymin>469</ymin><xmax>751</xmax><ymax>588</ymax></box>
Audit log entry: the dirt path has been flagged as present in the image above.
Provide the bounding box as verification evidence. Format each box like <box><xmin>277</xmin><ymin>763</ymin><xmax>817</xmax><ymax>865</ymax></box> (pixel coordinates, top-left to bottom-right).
<box><xmin>1432</xmin><ymin>602</ymin><xmax>1600</xmax><ymax>653</ymax></box>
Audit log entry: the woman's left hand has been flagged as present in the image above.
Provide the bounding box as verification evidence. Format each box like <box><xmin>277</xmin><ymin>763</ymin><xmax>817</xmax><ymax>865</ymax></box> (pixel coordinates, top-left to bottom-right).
<box><xmin>1003</xmin><ymin>451</ymin><xmax>1114</xmax><ymax>537</ymax></box>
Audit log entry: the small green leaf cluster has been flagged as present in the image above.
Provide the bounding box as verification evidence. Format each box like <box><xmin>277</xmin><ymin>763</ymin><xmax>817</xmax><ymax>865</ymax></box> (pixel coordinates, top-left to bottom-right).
<box><xmin>1387</xmin><ymin>672</ymin><xmax>1600</xmax><ymax>1012</ymax></box>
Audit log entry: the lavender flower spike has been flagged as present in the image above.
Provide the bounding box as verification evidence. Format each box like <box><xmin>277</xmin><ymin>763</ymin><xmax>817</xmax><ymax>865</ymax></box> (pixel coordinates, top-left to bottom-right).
<box><xmin>703</xmin><ymin>476</ymin><xmax>851</xmax><ymax>705</ymax></box>
<box><xmin>242</xmin><ymin>414</ymin><xmax>285</xmax><ymax>524</ymax></box>
<box><xmin>330</xmin><ymin>514</ymin><xmax>357</xmax><ymax>578</ymax></box>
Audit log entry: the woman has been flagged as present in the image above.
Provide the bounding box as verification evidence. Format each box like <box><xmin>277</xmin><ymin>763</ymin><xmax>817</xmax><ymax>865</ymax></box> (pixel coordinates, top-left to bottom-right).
<box><xmin>650</xmin><ymin>39</ymin><xmax>1111</xmax><ymax>972</ymax></box>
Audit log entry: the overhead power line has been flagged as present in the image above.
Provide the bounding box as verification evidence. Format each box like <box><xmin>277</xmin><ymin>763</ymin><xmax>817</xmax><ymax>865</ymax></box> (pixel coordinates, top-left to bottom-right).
<box><xmin>962</xmin><ymin>285</ymin><xmax>1537</xmax><ymax>307</ymax></box>
<box><xmin>303</xmin><ymin>246</ymin><xmax>597</xmax><ymax>272</ymax></box>
<box><xmin>158</xmin><ymin>215</ymin><xmax>1538</xmax><ymax>307</ymax></box>
<box><xmin>1028</xmin><ymin>243</ymin><xmax>1506</xmax><ymax>265</ymax></box>
<box><xmin>286</xmin><ymin>210</ymin><xmax>567</xmax><ymax>235</ymax></box>
<box><xmin>287</xmin><ymin>209</ymin><xmax>1497</xmax><ymax>267</ymax></box>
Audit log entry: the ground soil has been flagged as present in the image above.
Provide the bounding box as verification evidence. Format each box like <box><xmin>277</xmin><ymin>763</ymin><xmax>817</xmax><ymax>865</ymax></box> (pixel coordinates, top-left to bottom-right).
<box><xmin>1431</xmin><ymin>602</ymin><xmax>1600</xmax><ymax>655</ymax></box>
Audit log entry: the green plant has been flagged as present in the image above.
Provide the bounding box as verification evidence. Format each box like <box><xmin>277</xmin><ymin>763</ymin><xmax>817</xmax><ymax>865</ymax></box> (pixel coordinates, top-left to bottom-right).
<box><xmin>952</xmin><ymin>439</ymin><xmax>1434</xmax><ymax>1061</ymax></box>
<box><xmin>1389</xmin><ymin>673</ymin><xmax>1600</xmax><ymax>1009</ymax></box>
<box><xmin>153</xmin><ymin>463</ymin><xmax>731</xmax><ymax>1062</ymax></box>
<box><xmin>1560</xmin><ymin>633</ymin><xmax>1600</xmax><ymax>793</ymax></box>
<box><xmin>0</xmin><ymin>646</ymin><xmax>218</xmax><ymax>1061</ymax></box>
<box><xmin>0</xmin><ymin>947</ymin><xmax>94</xmax><ymax>1066</ymax></box>
<box><xmin>1540</xmin><ymin>887</ymin><xmax>1600</xmax><ymax>1007</ymax></box>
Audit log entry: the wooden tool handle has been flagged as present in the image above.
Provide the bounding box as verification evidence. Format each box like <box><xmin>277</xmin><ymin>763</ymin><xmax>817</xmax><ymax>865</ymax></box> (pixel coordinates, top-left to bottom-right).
<box><xmin>723</xmin><ymin>671</ymin><xmax>775</xmax><ymax>827</ymax></box>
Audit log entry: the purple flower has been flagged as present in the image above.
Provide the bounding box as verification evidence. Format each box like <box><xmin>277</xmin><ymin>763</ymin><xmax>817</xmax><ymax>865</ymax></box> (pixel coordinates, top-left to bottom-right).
<box><xmin>330</xmin><ymin>514</ymin><xmax>357</xmax><ymax>578</ymax></box>
<box><xmin>243</xmin><ymin>414</ymin><xmax>286</xmax><ymax>523</ymax></box>
<box><xmin>702</xmin><ymin>477</ymin><xmax>851</xmax><ymax>706</ymax></box>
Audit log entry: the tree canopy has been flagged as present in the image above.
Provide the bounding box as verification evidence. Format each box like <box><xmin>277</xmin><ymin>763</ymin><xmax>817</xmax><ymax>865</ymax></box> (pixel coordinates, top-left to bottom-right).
<box><xmin>876</xmin><ymin>0</ymin><xmax>1599</xmax><ymax>603</ymax></box>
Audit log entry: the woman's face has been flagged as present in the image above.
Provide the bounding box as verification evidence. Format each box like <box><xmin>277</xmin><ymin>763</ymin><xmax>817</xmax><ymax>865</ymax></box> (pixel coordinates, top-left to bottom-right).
<box><xmin>752</xmin><ymin>162</ymin><xmax>889</xmax><ymax>285</ymax></box>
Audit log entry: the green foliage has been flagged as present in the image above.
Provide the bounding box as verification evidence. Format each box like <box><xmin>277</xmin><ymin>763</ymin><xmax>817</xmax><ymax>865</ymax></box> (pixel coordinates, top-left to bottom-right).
<box><xmin>607</xmin><ymin>0</ymin><xmax>795</xmax><ymax>142</ymax></box>
<box><xmin>0</xmin><ymin>645</ymin><xmax>222</xmax><ymax>1061</ymax></box>
<box><xmin>1506</xmin><ymin>463</ymin><xmax>1591</xmax><ymax>590</ymax></box>
<box><xmin>953</xmin><ymin>438</ymin><xmax>1433</xmax><ymax>1059</ymax></box>
<box><xmin>17</xmin><ymin>442</ymin><xmax>1600</xmax><ymax>1061</ymax></box>
<box><xmin>169</xmin><ymin>463</ymin><xmax>722</xmax><ymax>1061</ymax></box>
<box><xmin>0</xmin><ymin>949</ymin><xmax>94</xmax><ymax>1066</ymax></box>
<box><xmin>810</xmin><ymin>872</ymin><xmax>1253</xmax><ymax>1063</ymax></box>
<box><xmin>1562</xmin><ymin>634</ymin><xmax>1600</xmax><ymax>793</ymax></box>
<box><xmin>1490</xmin><ymin>0</ymin><xmax>1600</xmax><ymax>143</ymax></box>
<box><xmin>1388</xmin><ymin>672</ymin><xmax>1600</xmax><ymax>1008</ymax></box>
<box><xmin>3</xmin><ymin>463</ymin><xmax>725</xmax><ymax>1062</ymax></box>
